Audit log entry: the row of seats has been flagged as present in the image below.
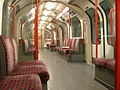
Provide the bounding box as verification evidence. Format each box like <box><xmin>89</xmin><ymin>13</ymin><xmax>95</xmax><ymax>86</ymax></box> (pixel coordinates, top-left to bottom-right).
<box><xmin>57</xmin><ymin>39</ymin><xmax>80</xmax><ymax>54</ymax></box>
<box><xmin>52</xmin><ymin>38</ymin><xmax>85</xmax><ymax>62</ymax></box>
<box><xmin>56</xmin><ymin>38</ymin><xmax>85</xmax><ymax>55</ymax></box>
<box><xmin>0</xmin><ymin>35</ymin><xmax>50</xmax><ymax>89</ymax></box>
<box><xmin>55</xmin><ymin>38</ymin><xmax>70</xmax><ymax>51</ymax></box>
<box><xmin>93</xmin><ymin>58</ymin><xmax>115</xmax><ymax>71</ymax></box>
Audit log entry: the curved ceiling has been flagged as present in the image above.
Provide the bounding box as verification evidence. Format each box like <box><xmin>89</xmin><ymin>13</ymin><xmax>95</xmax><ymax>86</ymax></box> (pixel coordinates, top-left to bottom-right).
<box><xmin>7</xmin><ymin>0</ymin><xmax>96</xmax><ymax>30</ymax></box>
<box><xmin>16</xmin><ymin>1</ymin><xmax>78</xmax><ymax>30</ymax></box>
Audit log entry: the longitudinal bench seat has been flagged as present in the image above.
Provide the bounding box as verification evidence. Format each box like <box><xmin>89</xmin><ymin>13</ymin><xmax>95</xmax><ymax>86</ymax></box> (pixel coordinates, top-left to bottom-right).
<box><xmin>93</xmin><ymin>58</ymin><xmax>115</xmax><ymax>90</ymax></box>
<box><xmin>55</xmin><ymin>39</ymin><xmax>70</xmax><ymax>51</ymax></box>
<box><xmin>106</xmin><ymin>60</ymin><xmax>115</xmax><ymax>71</ymax></box>
<box><xmin>93</xmin><ymin>58</ymin><xmax>115</xmax><ymax>70</ymax></box>
<box><xmin>57</xmin><ymin>38</ymin><xmax>85</xmax><ymax>62</ymax></box>
<box><xmin>92</xmin><ymin>58</ymin><xmax>112</xmax><ymax>67</ymax></box>
<box><xmin>0</xmin><ymin>74</ymin><xmax>42</xmax><ymax>90</ymax></box>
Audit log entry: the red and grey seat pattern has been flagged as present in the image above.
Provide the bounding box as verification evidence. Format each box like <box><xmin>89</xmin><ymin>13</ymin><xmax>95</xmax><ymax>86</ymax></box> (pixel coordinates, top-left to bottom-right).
<box><xmin>93</xmin><ymin>58</ymin><xmax>115</xmax><ymax>71</ymax></box>
<box><xmin>0</xmin><ymin>74</ymin><xmax>42</xmax><ymax>90</ymax></box>
<box><xmin>0</xmin><ymin>35</ymin><xmax>50</xmax><ymax>82</ymax></box>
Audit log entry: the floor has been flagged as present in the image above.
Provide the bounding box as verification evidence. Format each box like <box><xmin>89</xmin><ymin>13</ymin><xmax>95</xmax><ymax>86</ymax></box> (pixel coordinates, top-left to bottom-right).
<box><xmin>40</xmin><ymin>49</ymin><xmax>108</xmax><ymax>90</ymax></box>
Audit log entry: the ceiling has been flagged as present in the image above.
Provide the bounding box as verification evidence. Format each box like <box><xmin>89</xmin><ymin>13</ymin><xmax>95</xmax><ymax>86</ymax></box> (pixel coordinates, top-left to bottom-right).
<box><xmin>7</xmin><ymin>0</ymin><xmax>80</xmax><ymax>30</ymax></box>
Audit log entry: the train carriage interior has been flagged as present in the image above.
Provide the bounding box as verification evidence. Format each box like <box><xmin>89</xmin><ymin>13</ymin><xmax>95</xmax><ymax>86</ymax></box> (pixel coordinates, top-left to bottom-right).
<box><xmin>0</xmin><ymin>0</ymin><xmax>119</xmax><ymax>90</ymax></box>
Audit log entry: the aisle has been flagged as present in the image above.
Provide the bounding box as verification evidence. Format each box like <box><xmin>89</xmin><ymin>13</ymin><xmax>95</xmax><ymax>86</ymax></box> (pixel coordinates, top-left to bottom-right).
<box><xmin>40</xmin><ymin>49</ymin><xmax>107</xmax><ymax>90</ymax></box>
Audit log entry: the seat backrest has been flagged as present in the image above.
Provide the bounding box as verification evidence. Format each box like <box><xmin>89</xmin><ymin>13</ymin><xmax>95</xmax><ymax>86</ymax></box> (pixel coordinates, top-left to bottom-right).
<box><xmin>0</xmin><ymin>35</ymin><xmax>15</xmax><ymax>74</ymax></box>
<box><xmin>74</xmin><ymin>39</ymin><xmax>79</xmax><ymax>50</ymax></box>
<box><xmin>0</xmin><ymin>39</ymin><xmax>7</xmax><ymax>76</ymax></box>
<box><xmin>10</xmin><ymin>37</ymin><xmax>18</xmax><ymax>65</ymax></box>
<box><xmin>70</xmin><ymin>39</ymin><xmax>76</xmax><ymax>49</ymax></box>
<box><xmin>63</xmin><ymin>39</ymin><xmax>67</xmax><ymax>46</ymax></box>
<box><xmin>74</xmin><ymin>39</ymin><xmax>85</xmax><ymax>54</ymax></box>
<box><xmin>66</xmin><ymin>39</ymin><xmax>70</xmax><ymax>46</ymax></box>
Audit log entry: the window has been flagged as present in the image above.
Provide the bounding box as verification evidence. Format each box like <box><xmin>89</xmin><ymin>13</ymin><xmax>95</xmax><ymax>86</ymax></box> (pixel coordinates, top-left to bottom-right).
<box><xmin>100</xmin><ymin>0</ymin><xmax>115</xmax><ymax>46</ymax></box>
<box><xmin>86</xmin><ymin>8</ymin><xmax>101</xmax><ymax>44</ymax></box>
<box><xmin>71</xmin><ymin>16</ymin><xmax>82</xmax><ymax>37</ymax></box>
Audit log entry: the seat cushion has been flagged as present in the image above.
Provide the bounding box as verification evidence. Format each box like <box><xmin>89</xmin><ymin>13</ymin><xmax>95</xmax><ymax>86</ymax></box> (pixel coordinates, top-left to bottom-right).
<box><xmin>17</xmin><ymin>60</ymin><xmax>45</xmax><ymax>66</ymax></box>
<box><xmin>106</xmin><ymin>60</ymin><xmax>115</xmax><ymax>71</ymax></box>
<box><xmin>0</xmin><ymin>74</ymin><xmax>42</xmax><ymax>90</ymax></box>
<box><xmin>9</xmin><ymin>65</ymin><xmax>50</xmax><ymax>83</ymax></box>
<box><xmin>92</xmin><ymin>58</ymin><xmax>112</xmax><ymax>67</ymax></box>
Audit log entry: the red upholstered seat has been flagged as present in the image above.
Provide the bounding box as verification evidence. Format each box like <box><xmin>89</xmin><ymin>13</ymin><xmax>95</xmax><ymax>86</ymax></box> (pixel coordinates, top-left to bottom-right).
<box><xmin>92</xmin><ymin>58</ymin><xmax>112</xmax><ymax>67</ymax></box>
<box><xmin>17</xmin><ymin>60</ymin><xmax>45</xmax><ymax>66</ymax></box>
<box><xmin>0</xmin><ymin>74</ymin><xmax>42</xmax><ymax>90</ymax></box>
<box><xmin>55</xmin><ymin>39</ymin><xmax>68</xmax><ymax>51</ymax></box>
<box><xmin>10</xmin><ymin>65</ymin><xmax>50</xmax><ymax>82</ymax></box>
<box><xmin>0</xmin><ymin>35</ymin><xmax>50</xmax><ymax>82</ymax></box>
<box><xmin>106</xmin><ymin>60</ymin><xmax>115</xmax><ymax>71</ymax></box>
<box><xmin>61</xmin><ymin>39</ymin><xmax>76</xmax><ymax>54</ymax></box>
<box><xmin>11</xmin><ymin>37</ymin><xmax>46</xmax><ymax>66</ymax></box>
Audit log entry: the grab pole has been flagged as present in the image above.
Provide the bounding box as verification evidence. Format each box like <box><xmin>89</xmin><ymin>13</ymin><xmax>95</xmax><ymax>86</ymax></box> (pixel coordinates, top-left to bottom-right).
<box><xmin>95</xmin><ymin>0</ymin><xmax>99</xmax><ymax>58</ymax></box>
<box><xmin>34</xmin><ymin>0</ymin><xmax>39</xmax><ymax>59</ymax></box>
<box><xmin>115</xmin><ymin>0</ymin><xmax>120</xmax><ymax>89</ymax></box>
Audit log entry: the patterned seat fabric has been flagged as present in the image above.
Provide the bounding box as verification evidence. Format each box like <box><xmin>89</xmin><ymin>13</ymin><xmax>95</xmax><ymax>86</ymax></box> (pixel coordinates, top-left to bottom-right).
<box><xmin>10</xmin><ymin>65</ymin><xmax>50</xmax><ymax>82</ymax></box>
<box><xmin>106</xmin><ymin>60</ymin><xmax>115</xmax><ymax>71</ymax></box>
<box><xmin>0</xmin><ymin>35</ymin><xmax>50</xmax><ymax>82</ymax></box>
<box><xmin>61</xmin><ymin>39</ymin><xmax>76</xmax><ymax>54</ymax></box>
<box><xmin>0</xmin><ymin>36</ymin><xmax>15</xmax><ymax>74</ymax></box>
<box><xmin>92</xmin><ymin>58</ymin><xmax>112</xmax><ymax>67</ymax></box>
<box><xmin>58</xmin><ymin>39</ymin><xmax>70</xmax><ymax>51</ymax></box>
<box><xmin>0</xmin><ymin>74</ymin><xmax>42</xmax><ymax>90</ymax></box>
<box><xmin>17</xmin><ymin>60</ymin><xmax>45</xmax><ymax>66</ymax></box>
<box><xmin>55</xmin><ymin>39</ymin><xmax>67</xmax><ymax>51</ymax></box>
<box><xmin>10</xmin><ymin>37</ymin><xmax>46</xmax><ymax>66</ymax></box>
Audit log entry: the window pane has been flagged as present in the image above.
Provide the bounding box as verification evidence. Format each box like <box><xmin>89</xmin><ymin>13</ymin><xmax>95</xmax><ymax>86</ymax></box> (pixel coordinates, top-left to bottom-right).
<box><xmin>100</xmin><ymin>0</ymin><xmax>116</xmax><ymax>46</ymax></box>
<box><xmin>71</xmin><ymin>16</ymin><xmax>82</xmax><ymax>37</ymax></box>
<box><xmin>86</xmin><ymin>8</ymin><xmax>101</xmax><ymax>44</ymax></box>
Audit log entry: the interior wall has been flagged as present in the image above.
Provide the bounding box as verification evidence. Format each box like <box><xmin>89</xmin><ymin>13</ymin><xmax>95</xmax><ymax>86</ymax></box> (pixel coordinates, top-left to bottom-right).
<box><xmin>0</xmin><ymin>0</ymin><xmax>4</xmax><ymax>35</ymax></box>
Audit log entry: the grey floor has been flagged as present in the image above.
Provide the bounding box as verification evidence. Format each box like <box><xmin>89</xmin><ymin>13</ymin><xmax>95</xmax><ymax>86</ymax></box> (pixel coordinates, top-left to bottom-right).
<box><xmin>40</xmin><ymin>49</ymin><xmax>108</xmax><ymax>90</ymax></box>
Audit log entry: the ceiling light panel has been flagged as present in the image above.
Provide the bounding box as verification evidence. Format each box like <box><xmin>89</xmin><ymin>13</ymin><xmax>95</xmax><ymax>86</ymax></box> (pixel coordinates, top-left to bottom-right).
<box><xmin>41</xmin><ymin>16</ymin><xmax>48</xmax><ymax>21</ymax></box>
<box><xmin>45</xmin><ymin>2</ymin><xmax>57</xmax><ymax>10</ymax></box>
<box><xmin>43</xmin><ymin>10</ymin><xmax>52</xmax><ymax>16</ymax></box>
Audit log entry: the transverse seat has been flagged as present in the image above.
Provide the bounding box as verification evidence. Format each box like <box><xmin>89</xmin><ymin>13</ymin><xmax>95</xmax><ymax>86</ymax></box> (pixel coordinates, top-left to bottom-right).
<box><xmin>0</xmin><ymin>35</ymin><xmax>50</xmax><ymax>83</ymax></box>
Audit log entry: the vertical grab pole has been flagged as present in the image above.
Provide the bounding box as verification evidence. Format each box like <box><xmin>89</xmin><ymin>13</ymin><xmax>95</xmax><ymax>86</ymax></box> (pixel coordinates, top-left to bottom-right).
<box><xmin>82</xmin><ymin>20</ymin><xmax>86</xmax><ymax>45</ymax></box>
<box><xmin>95</xmin><ymin>0</ymin><xmax>99</xmax><ymax>58</ymax></box>
<box><xmin>109</xmin><ymin>8</ymin><xmax>116</xmax><ymax>45</ymax></box>
<box><xmin>115</xmin><ymin>0</ymin><xmax>120</xmax><ymax>89</ymax></box>
<box><xmin>9</xmin><ymin>5</ymin><xmax>16</xmax><ymax>38</ymax></box>
<box><xmin>56</xmin><ymin>22</ymin><xmax>59</xmax><ymax>46</ymax></box>
<box><xmin>34</xmin><ymin>0</ymin><xmax>39</xmax><ymax>59</ymax></box>
<box><xmin>20</xmin><ymin>19</ymin><xmax>23</xmax><ymax>39</ymax></box>
<box><xmin>68</xmin><ymin>9</ymin><xmax>71</xmax><ymax>57</ymax></box>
